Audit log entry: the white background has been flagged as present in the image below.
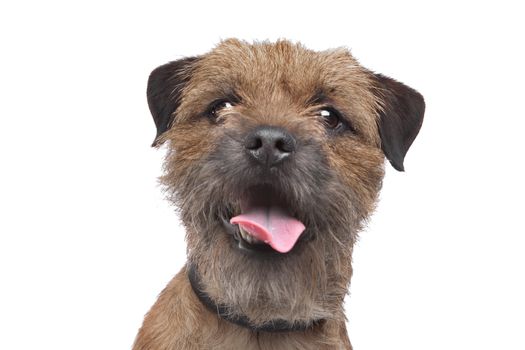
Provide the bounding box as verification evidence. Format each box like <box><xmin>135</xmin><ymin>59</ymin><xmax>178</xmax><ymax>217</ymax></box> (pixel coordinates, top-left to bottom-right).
<box><xmin>1</xmin><ymin>1</ymin><xmax>524</xmax><ymax>349</ymax></box>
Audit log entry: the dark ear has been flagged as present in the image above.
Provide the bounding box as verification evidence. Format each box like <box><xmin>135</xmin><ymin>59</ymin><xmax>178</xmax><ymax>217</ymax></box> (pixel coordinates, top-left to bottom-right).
<box><xmin>147</xmin><ymin>56</ymin><xmax>198</xmax><ymax>146</ymax></box>
<box><xmin>374</xmin><ymin>74</ymin><xmax>425</xmax><ymax>171</ymax></box>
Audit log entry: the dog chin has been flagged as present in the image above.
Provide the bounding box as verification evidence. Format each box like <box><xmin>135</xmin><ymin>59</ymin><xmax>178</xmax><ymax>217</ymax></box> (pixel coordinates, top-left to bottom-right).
<box><xmin>195</xmin><ymin>237</ymin><xmax>338</xmax><ymax>325</ymax></box>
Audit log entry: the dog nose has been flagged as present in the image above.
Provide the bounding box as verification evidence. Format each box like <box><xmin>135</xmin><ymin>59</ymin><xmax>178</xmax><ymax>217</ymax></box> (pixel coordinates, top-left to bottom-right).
<box><xmin>244</xmin><ymin>126</ymin><xmax>296</xmax><ymax>166</ymax></box>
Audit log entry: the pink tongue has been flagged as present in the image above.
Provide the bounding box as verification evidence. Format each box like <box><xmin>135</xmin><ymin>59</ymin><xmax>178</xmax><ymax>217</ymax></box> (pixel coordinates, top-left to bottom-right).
<box><xmin>230</xmin><ymin>207</ymin><xmax>305</xmax><ymax>253</ymax></box>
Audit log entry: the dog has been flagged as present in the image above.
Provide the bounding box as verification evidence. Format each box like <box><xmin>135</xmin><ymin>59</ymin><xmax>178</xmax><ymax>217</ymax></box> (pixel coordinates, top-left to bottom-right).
<box><xmin>133</xmin><ymin>39</ymin><xmax>424</xmax><ymax>350</ymax></box>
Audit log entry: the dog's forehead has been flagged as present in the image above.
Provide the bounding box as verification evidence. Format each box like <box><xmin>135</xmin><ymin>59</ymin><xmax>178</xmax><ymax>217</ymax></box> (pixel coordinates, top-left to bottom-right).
<box><xmin>206</xmin><ymin>41</ymin><xmax>341</xmax><ymax>94</ymax></box>
<box><xmin>195</xmin><ymin>40</ymin><xmax>369</xmax><ymax>100</ymax></box>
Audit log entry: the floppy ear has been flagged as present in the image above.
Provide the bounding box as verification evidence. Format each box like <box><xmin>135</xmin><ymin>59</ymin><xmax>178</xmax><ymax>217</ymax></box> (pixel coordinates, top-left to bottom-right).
<box><xmin>374</xmin><ymin>74</ymin><xmax>425</xmax><ymax>171</ymax></box>
<box><xmin>147</xmin><ymin>56</ymin><xmax>198</xmax><ymax>146</ymax></box>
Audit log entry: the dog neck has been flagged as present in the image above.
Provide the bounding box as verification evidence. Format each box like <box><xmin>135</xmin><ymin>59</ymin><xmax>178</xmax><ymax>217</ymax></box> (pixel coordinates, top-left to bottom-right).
<box><xmin>187</xmin><ymin>264</ymin><xmax>325</xmax><ymax>333</ymax></box>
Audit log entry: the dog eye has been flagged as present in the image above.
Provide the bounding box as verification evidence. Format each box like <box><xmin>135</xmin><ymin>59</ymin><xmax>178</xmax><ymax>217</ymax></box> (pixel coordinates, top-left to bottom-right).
<box><xmin>318</xmin><ymin>108</ymin><xmax>356</xmax><ymax>134</ymax></box>
<box><xmin>207</xmin><ymin>100</ymin><xmax>234</xmax><ymax>119</ymax></box>
<box><xmin>319</xmin><ymin>108</ymin><xmax>342</xmax><ymax>129</ymax></box>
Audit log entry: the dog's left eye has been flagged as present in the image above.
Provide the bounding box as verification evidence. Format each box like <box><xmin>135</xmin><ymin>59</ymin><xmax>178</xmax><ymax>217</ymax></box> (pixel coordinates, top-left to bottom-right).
<box><xmin>318</xmin><ymin>107</ymin><xmax>356</xmax><ymax>134</ymax></box>
<box><xmin>319</xmin><ymin>108</ymin><xmax>342</xmax><ymax>129</ymax></box>
<box><xmin>207</xmin><ymin>100</ymin><xmax>234</xmax><ymax>119</ymax></box>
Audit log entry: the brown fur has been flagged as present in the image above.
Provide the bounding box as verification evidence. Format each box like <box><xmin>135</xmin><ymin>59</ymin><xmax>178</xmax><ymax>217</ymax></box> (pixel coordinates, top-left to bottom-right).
<box><xmin>134</xmin><ymin>39</ymin><xmax>424</xmax><ymax>349</ymax></box>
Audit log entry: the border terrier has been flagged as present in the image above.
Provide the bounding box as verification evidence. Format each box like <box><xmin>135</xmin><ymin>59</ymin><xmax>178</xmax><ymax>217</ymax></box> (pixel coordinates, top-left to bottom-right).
<box><xmin>133</xmin><ymin>39</ymin><xmax>424</xmax><ymax>350</ymax></box>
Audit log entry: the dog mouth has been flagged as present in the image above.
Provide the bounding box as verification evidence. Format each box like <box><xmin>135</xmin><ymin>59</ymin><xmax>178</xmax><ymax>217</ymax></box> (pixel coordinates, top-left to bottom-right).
<box><xmin>221</xmin><ymin>185</ymin><xmax>306</xmax><ymax>254</ymax></box>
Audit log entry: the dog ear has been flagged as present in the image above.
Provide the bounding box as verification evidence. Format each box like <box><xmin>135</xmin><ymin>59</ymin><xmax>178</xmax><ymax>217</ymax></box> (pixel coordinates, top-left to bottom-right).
<box><xmin>147</xmin><ymin>56</ymin><xmax>198</xmax><ymax>146</ymax></box>
<box><xmin>374</xmin><ymin>74</ymin><xmax>425</xmax><ymax>171</ymax></box>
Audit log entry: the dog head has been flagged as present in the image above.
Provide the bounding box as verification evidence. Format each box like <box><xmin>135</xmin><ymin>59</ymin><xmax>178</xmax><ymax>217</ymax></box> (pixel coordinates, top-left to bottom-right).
<box><xmin>147</xmin><ymin>39</ymin><xmax>424</xmax><ymax>325</ymax></box>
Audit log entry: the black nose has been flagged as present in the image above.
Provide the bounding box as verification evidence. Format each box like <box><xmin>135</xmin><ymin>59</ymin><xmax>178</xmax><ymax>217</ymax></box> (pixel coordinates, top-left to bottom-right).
<box><xmin>244</xmin><ymin>126</ymin><xmax>296</xmax><ymax>167</ymax></box>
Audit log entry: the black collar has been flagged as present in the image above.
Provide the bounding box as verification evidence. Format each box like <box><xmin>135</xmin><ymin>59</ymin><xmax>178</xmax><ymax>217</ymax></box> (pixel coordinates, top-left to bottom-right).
<box><xmin>188</xmin><ymin>264</ymin><xmax>324</xmax><ymax>333</ymax></box>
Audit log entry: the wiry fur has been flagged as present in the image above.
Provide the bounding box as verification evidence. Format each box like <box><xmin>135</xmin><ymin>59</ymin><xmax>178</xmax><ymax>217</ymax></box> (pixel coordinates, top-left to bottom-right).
<box><xmin>134</xmin><ymin>39</ymin><xmax>424</xmax><ymax>350</ymax></box>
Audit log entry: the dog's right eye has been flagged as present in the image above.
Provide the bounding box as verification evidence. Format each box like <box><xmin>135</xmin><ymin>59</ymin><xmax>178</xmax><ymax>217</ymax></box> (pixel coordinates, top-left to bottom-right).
<box><xmin>207</xmin><ymin>100</ymin><xmax>234</xmax><ymax>120</ymax></box>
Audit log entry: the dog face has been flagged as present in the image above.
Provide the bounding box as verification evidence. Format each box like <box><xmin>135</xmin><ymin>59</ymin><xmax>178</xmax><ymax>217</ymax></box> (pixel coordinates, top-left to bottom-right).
<box><xmin>147</xmin><ymin>39</ymin><xmax>424</xmax><ymax>325</ymax></box>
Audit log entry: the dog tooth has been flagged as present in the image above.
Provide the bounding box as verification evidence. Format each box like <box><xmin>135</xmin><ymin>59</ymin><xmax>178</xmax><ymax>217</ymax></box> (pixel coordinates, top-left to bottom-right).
<box><xmin>239</xmin><ymin>227</ymin><xmax>249</xmax><ymax>241</ymax></box>
<box><xmin>239</xmin><ymin>226</ymin><xmax>263</xmax><ymax>244</ymax></box>
<box><xmin>240</xmin><ymin>227</ymin><xmax>247</xmax><ymax>239</ymax></box>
